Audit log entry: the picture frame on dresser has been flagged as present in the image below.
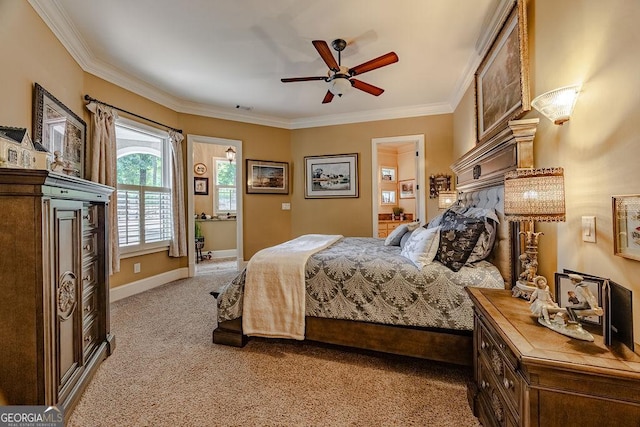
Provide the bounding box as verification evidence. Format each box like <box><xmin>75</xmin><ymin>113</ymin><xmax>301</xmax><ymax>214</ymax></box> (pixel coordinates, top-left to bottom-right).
<box><xmin>554</xmin><ymin>272</ymin><xmax>603</xmax><ymax>326</ymax></box>
<box><xmin>474</xmin><ymin>0</ymin><xmax>530</xmax><ymax>145</ymax></box>
<box><xmin>33</xmin><ymin>83</ymin><xmax>86</xmax><ymax>178</ymax></box>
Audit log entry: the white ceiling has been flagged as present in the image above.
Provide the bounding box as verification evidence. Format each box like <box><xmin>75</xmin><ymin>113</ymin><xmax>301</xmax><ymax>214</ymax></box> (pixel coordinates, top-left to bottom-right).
<box><xmin>30</xmin><ymin>0</ymin><xmax>513</xmax><ymax>129</ymax></box>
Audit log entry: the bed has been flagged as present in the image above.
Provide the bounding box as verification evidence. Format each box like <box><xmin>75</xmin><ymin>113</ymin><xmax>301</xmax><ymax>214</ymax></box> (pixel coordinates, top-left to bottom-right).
<box><xmin>212</xmin><ymin>123</ymin><xmax>532</xmax><ymax>366</ymax></box>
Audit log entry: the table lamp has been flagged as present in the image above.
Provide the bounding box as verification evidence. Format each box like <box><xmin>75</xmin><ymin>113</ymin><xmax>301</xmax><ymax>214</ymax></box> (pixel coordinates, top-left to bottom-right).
<box><xmin>504</xmin><ymin>167</ymin><xmax>565</xmax><ymax>299</ymax></box>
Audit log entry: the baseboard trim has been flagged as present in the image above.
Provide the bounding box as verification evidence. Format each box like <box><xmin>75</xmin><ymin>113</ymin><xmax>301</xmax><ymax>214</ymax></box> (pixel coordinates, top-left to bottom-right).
<box><xmin>109</xmin><ymin>267</ymin><xmax>189</xmax><ymax>302</ymax></box>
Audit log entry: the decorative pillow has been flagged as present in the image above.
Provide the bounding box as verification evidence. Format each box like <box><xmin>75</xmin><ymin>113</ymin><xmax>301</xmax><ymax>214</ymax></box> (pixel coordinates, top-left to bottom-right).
<box><xmin>425</xmin><ymin>205</ymin><xmax>468</xmax><ymax>229</ymax></box>
<box><xmin>436</xmin><ymin>211</ymin><xmax>486</xmax><ymax>272</ymax></box>
<box><xmin>463</xmin><ymin>208</ymin><xmax>500</xmax><ymax>263</ymax></box>
<box><xmin>406</xmin><ymin>221</ymin><xmax>422</xmax><ymax>231</ymax></box>
<box><xmin>384</xmin><ymin>223</ymin><xmax>409</xmax><ymax>246</ymax></box>
<box><xmin>399</xmin><ymin>229</ymin><xmax>415</xmax><ymax>249</ymax></box>
<box><xmin>400</xmin><ymin>226</ymin><xmax>441</xmax><ymax>269</ymax></box>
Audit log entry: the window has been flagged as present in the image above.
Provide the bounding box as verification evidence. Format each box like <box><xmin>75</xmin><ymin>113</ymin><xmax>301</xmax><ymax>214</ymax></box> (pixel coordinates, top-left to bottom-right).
<box><xmin>214</xmin><ymin>158</ymin><xmax>236</xmax><ymax>214</ymax></box>
<box><xmin>116</xmin><ymin>120</ymin><xmax>172</xmax><ymax>253</ymax></box>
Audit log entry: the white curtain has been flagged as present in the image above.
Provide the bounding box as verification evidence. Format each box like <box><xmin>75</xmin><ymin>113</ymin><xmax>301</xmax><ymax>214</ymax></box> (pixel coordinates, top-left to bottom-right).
<box><xmin>86</xmin><ymin>102</ymin><xmax>120</xmax><ymax>274</ymax></box>
<box><xmin>169</xmin><ymin>130</ymin><xmax>187</xmax><ymax>257</ymax></box>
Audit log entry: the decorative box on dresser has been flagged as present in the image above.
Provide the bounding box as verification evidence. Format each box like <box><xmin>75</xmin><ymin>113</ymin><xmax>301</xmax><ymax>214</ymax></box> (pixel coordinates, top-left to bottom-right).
<box><xmin>0</xmin><ymin>169</ymin><xmax>114</xmax><ymax>421</ymax></box>
<box><xmin>466</xmin><ymin>287</ymin><xmax>640</xmax><ymax>427</ymax></box>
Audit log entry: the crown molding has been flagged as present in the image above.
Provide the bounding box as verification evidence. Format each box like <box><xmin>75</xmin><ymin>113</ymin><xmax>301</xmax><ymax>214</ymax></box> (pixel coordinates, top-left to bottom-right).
<box><xmin>29</xmin><ymin>0</ymin><xmax>505</xmax><ymax>130</ymax></box>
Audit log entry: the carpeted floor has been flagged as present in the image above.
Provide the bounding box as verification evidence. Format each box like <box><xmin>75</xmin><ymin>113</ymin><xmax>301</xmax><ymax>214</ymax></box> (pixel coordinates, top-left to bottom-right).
<box><xmin>68</xmin><ymin>260</ymin><xmax>481</xmax><ymax>426</ymax></box>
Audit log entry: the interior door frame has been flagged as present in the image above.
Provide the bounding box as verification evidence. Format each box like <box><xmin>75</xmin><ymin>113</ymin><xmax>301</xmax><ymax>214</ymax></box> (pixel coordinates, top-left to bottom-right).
<box><xmin>186</xmin><ymin>134</ymin><xmax>243</xmax><ymax>276</ymax></box>
<box><xmin>371</xmin><ymin>135</ymin><xmax>426</xmax><ymax>236</ymax></box>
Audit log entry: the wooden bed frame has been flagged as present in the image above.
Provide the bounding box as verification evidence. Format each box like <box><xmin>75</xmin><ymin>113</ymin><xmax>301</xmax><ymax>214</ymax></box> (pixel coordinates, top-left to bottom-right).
<box><xmin>213</xmin><ymin>120</ymin><xmax>538</xmax><ymax>366</ymax></box>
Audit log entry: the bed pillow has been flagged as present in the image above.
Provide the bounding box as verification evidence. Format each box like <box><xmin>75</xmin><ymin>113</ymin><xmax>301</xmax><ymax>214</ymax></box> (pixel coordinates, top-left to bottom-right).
<box><xmin>425</xmin><ymin>205</ymin><xmax>468</xmax><ymax>229</ymax></box>
<box><xmin>436</xmin><ymin>211</ymin><xmax>485</xmax><ymax>272</ymax></box>
<box><xmin>384</xmin><ymin>223</ymin><xmax>409</xmax><ymax>246</ymax></box>
<box><xmin>399</xmin><ymin>229</ymin><xmax>414</xmax><ymax>249</ymax></box>
<box><xmin>463</xmin><ymin>208</ymin><xmax>499</xmax><ymax>263</ymax></box>
<box><xmin>400</xmin><ymin>226</ymin><xmax>441</xmax><ymax>269</ymax></box>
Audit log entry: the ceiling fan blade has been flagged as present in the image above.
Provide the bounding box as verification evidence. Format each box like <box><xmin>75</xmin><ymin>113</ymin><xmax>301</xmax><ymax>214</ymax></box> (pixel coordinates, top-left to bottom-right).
<box><xmin>322</xmin><ymin>90</ymin><xmax>334</xmax><ymax>104</ymax></box>
<box><xmin>281</xmin><ymin>76</ymin><xmax>327</xmax><ymax>83</ymax></box>
<box><xmin>312</xmin><ymin>40</ymin><xmax>340</xmax><ymax>72</ymax></box>
<box><xmin>351</xmin><ymin>79</ymin><xmax>384</xmax><ymax>96</ymax></box>
<box><xmin>349</xmin><ymin>52</ymin><xmax>399</xmax><ymax>76</ymax></box>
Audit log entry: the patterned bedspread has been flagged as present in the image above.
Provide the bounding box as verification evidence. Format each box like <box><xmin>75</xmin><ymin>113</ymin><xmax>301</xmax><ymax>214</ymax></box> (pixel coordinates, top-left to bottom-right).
<box><xmin>217</xmin><ymin>237</ymin><xmax>505</xmax><ymax>331</ymax></box>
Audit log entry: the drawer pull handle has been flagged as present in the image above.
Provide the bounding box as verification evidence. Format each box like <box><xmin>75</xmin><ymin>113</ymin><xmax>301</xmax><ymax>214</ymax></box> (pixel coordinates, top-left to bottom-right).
<box><xmin>503</xmin><ymin>378</ymin><xmax>513</xmax><ymax>389</ymax></box>
<box><xmin>84</xmin><ymin>305</ymin><xmax>91</xmax><ymax>312</ymax></box>
<box><xmin>481</xmin><ymin>341</ymin><xmax>487</xmax><ymax>350</ymax></box>
<box><xmin>83</xmin><ymin>245</ymin><xmax>91</xmax><ymax>251</ymax></box>
<box><xmin>83</xmin><ymin>275</ymin><xmax>91</xmax><ymax>281</ymax></box>
<box><xmin>83</xmin><ymin>215</ymin><xmax>90</xmax><ymax>220</ymax></box>
<box><xmin>499</xmin><ymin>343</ymin><xmax>505</xmax><ymax>350</ymax></box>
<box><xmin>60</xmin><ymin>190</ymin><xmax>69</xmax><ymax>194</ymax></box>
<box><xmin>481</xmin><ymin>380</ymin><xmax>489</xmax><ymax>390</ymax></box>
<box><xmin>84</xmin><ymin>335</ymin><xmax>91</xmax><ymax>343</ymax></box>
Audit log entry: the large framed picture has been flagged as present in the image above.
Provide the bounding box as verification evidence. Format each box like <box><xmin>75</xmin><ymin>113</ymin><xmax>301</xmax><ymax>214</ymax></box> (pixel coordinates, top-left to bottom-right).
<box><xmin>475</xmin><ymin>0</ymin><xmax>530</xmax><ymax>145</ymax></box>
<box><xmin>246</xmin><ymin>159</ymin><xmax>289</xmax><ymax>194</ymax></box>
<box><xmin>33</xmin><ymin>83</ymin><xmax>86</xmax><ymax>178</ymax></box>
<box><xmin>612</xmin><ymin>194</ymin><xmax>640</xmax><ymax>261</ymax></box>
<box><xmin>304</xmin><ymin>153</ymin><xmax>358</xmax><ymax>199</ymax></box>
<box><xmin>554</xmin><ymin>272</ymin><xmax>603</xmax><ymax>326</ymax></box>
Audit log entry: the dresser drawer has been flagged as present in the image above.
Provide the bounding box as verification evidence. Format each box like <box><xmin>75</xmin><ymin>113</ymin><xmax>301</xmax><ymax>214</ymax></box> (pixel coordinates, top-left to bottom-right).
<box><xmin>82</xmin><ymin>204</ymin><xmax>98</xmax><ymax>231</ymax></box>
<box><xmin>82</xmin><ymin>287</ymin><xmax>99</xmax><ymax>321</ymax></box>
<box><xmin>477</xmin><ymin>360</ymin><xmax>519</xmax><ymax>427</ymax></box>
<box><xmin>478</xmin><ymin>319</ymin><xmax>518</xmax><ymax>370</ymax></box>
<box><xmin>82</xmin><ymin>232</ymin><xmax>98</xmax><ymax>260</ymax></box>
<box><xmin>82</xmin><ymin>261</ymin><xmax>98</xmax><ymax>290</ymax></box>
<box><xmin>82</xmin><ymin>317</ymin><xmax>100</xmax><ymax>360</ymax></box>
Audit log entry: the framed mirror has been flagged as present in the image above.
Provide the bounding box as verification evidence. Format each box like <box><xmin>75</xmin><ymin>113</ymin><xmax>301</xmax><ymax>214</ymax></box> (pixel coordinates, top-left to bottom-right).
<box><xmin>33</xmin><ymin>83</ymin><xmax>86</xmax><ymax>178</ymax></box>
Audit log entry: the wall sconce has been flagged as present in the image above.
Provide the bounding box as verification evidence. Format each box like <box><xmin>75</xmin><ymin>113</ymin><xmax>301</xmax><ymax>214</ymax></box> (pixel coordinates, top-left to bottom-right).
<box><xmin>438</xmin><ymin>191</ymin><xmax>457</xmax><ymax>209</ymax></box>
<box><xmin>225</xmin><ymin>146</ymin><xmax>236</xmax><ymax>163</ymax></box>
<box><xmin>531</xmin><ymin>84</ymin><xmax>581</xmax><ymax>125</ymax></box>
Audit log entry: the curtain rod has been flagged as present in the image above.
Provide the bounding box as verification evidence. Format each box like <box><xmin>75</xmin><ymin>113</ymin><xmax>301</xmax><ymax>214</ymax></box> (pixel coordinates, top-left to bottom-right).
<box><xmin>84</xmin><ymin>94</ymin><xmax>183</xmax><ymax>134</ymax></box>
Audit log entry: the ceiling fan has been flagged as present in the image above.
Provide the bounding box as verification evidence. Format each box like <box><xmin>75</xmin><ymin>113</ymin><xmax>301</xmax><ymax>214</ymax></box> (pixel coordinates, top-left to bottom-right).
<box><xmin>281</xmin><ymin>39</ymin><xmax>399</xmax><ymax>104</ymax></box>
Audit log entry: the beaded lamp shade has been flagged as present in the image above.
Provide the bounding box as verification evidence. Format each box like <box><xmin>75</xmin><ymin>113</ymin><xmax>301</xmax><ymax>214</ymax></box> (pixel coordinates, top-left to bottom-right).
<box><xmin>504</xmin><ymin>168</ymin><xmax>565</xmax><ymax>222</ymax></box>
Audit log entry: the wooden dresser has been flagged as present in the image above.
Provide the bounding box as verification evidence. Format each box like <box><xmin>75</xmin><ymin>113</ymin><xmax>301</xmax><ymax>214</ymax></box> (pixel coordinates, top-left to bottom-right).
<box><xmin>0</xmin><ymin>170</ymin><xmax>114</xmax><ymax>420</ymax></box>
<box><xmin>466</xmin><ymin>287</ymin><xmax>640</xmax><ymax>427</ymax></box>
<box><xmin>377</xmin><ymin>219</ymin><xmax>413</xmax><ymax>237</ymax></box>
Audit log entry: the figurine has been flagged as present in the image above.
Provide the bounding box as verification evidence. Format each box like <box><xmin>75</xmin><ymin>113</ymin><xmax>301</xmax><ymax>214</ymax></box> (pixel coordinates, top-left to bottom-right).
<box><xmin>529</xmin><ymin>276</ymin><xmax>557</xmax><ymax>324</ymax></box>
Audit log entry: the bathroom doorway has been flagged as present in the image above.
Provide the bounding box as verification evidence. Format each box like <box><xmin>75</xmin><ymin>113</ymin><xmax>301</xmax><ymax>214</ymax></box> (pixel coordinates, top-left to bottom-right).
<box><xmin>187</xmin><ymin>135</ymin><xmax>243</xmax><ymax>277</ymax></box>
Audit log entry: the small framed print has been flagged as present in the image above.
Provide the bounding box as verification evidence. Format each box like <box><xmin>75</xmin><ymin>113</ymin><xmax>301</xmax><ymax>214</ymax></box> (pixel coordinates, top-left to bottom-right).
<box><xmin>381</xmin><ymin>190</ymin><xmax>396</xmax><ymax>205</ymax></box>
<box><xmin>554</xmin><ymin>273</ymin><xmax>603</xmax><ymax>326</ymax></box>
<box><xmin>612</xmin><ymin>194</ymin><xmax>640</xmax><ymax>261</ymax></box>
<box><xmin>194</xmin><ymin>177</ymin><xmax>209</xmax><ymax>195</ymax></box>
<box><xmin>194</xmin><ymin>162</ymin><xmax>207</xmax><ymax>175</ymax></box>
<box><xmin>399</xmin><ymin>179</ymin><xmax>415</xmax><ymax>199</ymax></box>
<box><xmin>380</xmin><ymin>166</ymin><xmax>396</xmax><ymax>182</ymax></box>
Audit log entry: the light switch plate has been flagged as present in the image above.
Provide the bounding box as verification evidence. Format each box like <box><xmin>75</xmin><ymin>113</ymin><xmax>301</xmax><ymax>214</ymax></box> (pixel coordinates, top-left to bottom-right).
<box><xmin>282</xmin><ymin>203</ymin><xmax>291</xmax><ymax>210</ymax></box>
<box><xmin>582</xmin><ymin>216</ymin><xmax>596</xmax><ymax>243</ymax></box>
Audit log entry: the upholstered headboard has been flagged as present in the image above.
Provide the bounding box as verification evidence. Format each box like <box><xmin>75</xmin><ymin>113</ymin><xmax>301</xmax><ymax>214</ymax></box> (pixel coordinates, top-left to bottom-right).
<box><xmin>450</xmin><ymin>119</ymin><xmax>539</xmax><ymax>288</ymax></box>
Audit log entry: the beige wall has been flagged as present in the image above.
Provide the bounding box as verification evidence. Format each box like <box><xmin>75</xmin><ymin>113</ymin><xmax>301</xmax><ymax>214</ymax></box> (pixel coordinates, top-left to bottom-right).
<box><xmin>454</xmin><ymin>0</ymin><xmax>640</xmax><ymax>347</ymax></box>
<box><xmin>291</xmin><ymin>115</ymin><xmax>453</xmax><ymax>237</ymax></box>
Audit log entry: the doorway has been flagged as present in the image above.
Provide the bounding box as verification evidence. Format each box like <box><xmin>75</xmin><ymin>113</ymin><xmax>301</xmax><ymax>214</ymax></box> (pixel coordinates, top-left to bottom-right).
<box><xmin>371</xmin><ymin>135</ymin><xmax>426</xmax><ymax>237</ymax></box>
<box><xmin>186</xmin><ymin>135</ymin><xmax>243</xmax><ymax>277</ymax></box>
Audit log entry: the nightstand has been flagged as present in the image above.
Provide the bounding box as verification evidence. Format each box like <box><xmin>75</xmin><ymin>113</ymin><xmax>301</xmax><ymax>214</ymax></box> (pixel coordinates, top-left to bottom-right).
<box><xmin>466</xmin><ymin>287</ymin><xmax>640</xmax><ymax>427</ymax></box>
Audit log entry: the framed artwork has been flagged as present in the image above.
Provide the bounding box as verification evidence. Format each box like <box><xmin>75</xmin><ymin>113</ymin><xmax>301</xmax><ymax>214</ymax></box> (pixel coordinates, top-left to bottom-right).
<box><xmin>399</xmin><ymin>179</ymin><xmax>415</xmax><ymax>199</ymax></box>
<box><xmin>429</xmin><ymin>174</ymin><xmax>451</xmax><ymax>198</ymax></box>
<box><xmin>380</xmin><ymin>166</ymin><xmax>396</xmax><ymax>182</ymax></box>
<box><xmin>33</xmin><ymin>83</ymin><xmax>86</xmax><ymax>178</ymax></box>
<box><xmin>475</xmin><ymin>0</ymin><xmax>530</xmax><ymax>145</ymax></box>
<box><xmin>554</xmin><ymin>273</ymin><xmax>603</xmax><ymax>326</ymax></box>
<box><xmin>381</xmin><ymin>190</ymin><xmax>396</xmax><ymax>205</ymax></box>
<box><xmin>304</xmin><ymin>153</ymin><xmax>358</xmax><ymax>199</ymax></box>
<box><xmin>612</xmin><ymin>194</ymin><xmax>640</xmax><ymax>261</ymax></box>
<box><xmin>194</xmin><ymin>177</ymin><xmax>209</xmax><ymax>195</ymax></box>
<box><xmin>194</xmin><ymin>162</ymin><xmax>207</xmax><ymax>175</ymax></box>
<box><xmin>246</xmin><ymin>159</ymin><xmax>289</xmax><ymax>194</ymax></box>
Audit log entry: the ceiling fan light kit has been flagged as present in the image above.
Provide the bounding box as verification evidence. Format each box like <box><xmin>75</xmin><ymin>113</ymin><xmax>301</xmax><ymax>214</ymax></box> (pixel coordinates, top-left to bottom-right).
<box><xmin>281</xmin><ymin>38</ymin><xmax>398</xmax><ymax>104</ymax></box>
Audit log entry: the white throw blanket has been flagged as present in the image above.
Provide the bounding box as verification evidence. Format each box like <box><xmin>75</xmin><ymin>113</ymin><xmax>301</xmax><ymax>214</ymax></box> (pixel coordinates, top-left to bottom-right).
<box><xmin>242</xmin><ymin>234</ymin><xmax>342</xmax><ymax>340</ymax></box>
